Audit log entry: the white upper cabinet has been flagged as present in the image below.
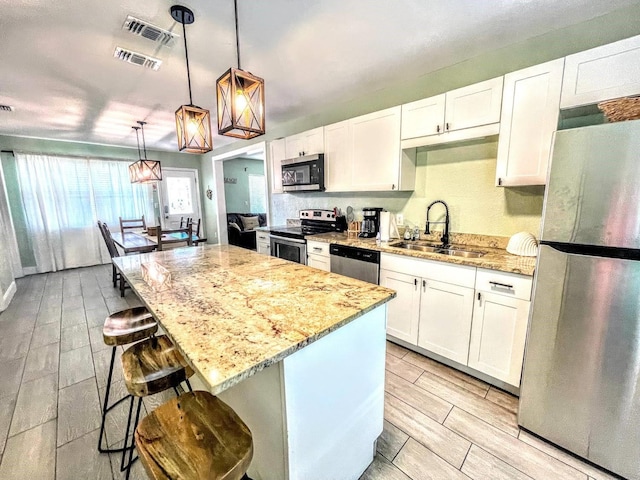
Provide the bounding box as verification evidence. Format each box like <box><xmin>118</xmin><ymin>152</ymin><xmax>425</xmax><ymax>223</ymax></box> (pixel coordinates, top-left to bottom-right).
<box><xmin>444</xmin><ymin>77</ymin><xmax>504</xmax><ymax>131</ymax></box>
<box><xmin>285</xmin><ymin>127</ymin><xmax>324</xmax><ymax>158</ymax></box>
<box><xmin>496</xmin><ymin>58</ymin><xmax>564</xmax><ymax>187</ymax></box>
<box><xmin>561</xmin><ymin>34</ymin><xmax>640</xmax><ymax>109</ymax></box>
<box><xmin>401</xmin><ymin>94</ymin><xmax>446</xmax><ymax>139</ymax></box>
<box><xmin>269</xmin><ymin>138</ymin><xmax>286</xmax><ymax>194</ymax></box>
<box><xmin>324</xmin><ymin>107</ymin><xmax>416</xmax><ymax>192</ymax></box>
<box><xmin>324</xmin><ymin>120</ymin><xmax>353</xmax><ymax>192</ymax></box>
<box><xmin>401</xmin><ymin>77</ymin><xmax>503</xmax><ymax>148</ymax></box>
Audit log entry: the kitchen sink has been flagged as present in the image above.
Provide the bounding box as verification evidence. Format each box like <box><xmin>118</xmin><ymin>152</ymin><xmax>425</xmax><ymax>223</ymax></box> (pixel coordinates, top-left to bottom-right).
<box><xmin>389</xmin><ymin>242</ymin><xmax>485</xmax><ymax>258</ymax></box>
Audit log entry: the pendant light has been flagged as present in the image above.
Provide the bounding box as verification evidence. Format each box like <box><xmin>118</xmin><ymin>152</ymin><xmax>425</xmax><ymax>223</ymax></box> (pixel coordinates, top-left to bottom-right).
<box><xmin>129</xmin><ymin>126</ymin><xmax>142</xmax><ymax>183</ymax></box>
<box><xmin>135</xmin><ymin>121</ymin><xmax>163</xmax><ymax>183</ymax></box>
<box><xmin>216</xmin><ymin>0</ymin><xmax>265</xmax><ymax>139</ymax></box>
<box><xmin>171</xmin><ymin>5</ymin><xmax>213</xmax><ymax>154</ymax></box>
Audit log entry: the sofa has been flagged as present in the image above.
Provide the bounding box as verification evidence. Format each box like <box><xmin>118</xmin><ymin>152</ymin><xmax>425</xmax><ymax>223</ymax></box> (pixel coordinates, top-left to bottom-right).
<box><xmin>227</xmin><ymin>213</ymin><xmax>267</xmax><ymax>250</ymax></box>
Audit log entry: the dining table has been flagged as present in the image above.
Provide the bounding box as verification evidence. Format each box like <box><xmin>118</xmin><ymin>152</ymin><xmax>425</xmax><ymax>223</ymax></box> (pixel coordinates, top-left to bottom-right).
<box><xmin>111</xmin><ymin>230</ymin><xmax>205</xmax><ymax>254</ymax></box>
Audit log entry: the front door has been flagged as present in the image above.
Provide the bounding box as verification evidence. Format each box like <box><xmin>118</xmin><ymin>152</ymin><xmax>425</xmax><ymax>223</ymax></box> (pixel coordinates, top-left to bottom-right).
<box><xmin>159</xmin><ymin>168</ymin><xmax>201</xmax><ymax>230</ymax></box>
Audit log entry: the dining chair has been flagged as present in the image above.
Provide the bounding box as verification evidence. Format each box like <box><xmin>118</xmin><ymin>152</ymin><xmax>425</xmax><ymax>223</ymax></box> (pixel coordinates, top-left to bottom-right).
<box><xmin>119</xmin><ymin>215</ymin><xmax>147</xmax><ymax>235</ymax></box>
<box><xmin>99</xmin><ymin>222</ymin><xmax>130</xmax><ymax>296</ymax></box>
<box><xmin>179</xmin><ymin>217</ymin><xmax>193</xmax><ymax>228</ymax></box>
<box><xmin>157</xmin><ymin>223</ymin><xmax>193</xmax><ymax>251</ymax></box>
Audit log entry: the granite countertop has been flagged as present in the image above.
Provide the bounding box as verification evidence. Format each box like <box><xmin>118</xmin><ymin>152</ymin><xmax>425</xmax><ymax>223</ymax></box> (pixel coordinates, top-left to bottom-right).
<box><xmin>112</xmin><ymin>245</ymin><xmax>395</xmax><ymax>394</ymax></box>
<box><xmin>308</xmin><ymin>232</ymin><xmax>536</xmax><ymax>276</ymax></box>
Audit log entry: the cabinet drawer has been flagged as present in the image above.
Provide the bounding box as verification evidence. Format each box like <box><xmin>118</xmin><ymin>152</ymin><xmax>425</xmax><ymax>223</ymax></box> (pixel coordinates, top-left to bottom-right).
<box><xmin>380</xmin><ymin>253</ymin><xmax>476</xmax><ymax>288</ymax></box>
<box><xmin>476</xmin><ymin>269</ymin><xmax>532</xmax><ymax>301</ymax></box>
<box><xmin>256</xmin><ymin>231</ymin><xmax>270</xmax><ymax>242</ymax></box>
<box><xmin>307</xmin><ymin>240</ymin><xmax>330</xmax><ymax>257</ymax></box>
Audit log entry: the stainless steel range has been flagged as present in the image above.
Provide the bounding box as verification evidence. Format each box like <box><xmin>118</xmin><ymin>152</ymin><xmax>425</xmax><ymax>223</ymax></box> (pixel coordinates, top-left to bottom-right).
<box><xmin>269</xmin><ymin>209</ymin><xmax>344</xmax><ymax>265</ymax></box>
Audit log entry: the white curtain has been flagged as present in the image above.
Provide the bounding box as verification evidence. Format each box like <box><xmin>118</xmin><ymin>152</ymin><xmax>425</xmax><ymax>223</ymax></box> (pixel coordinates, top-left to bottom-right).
<box><xmin>15</xmin><ymin>153</ymin><xmax>154</xmax><ymax>272</ymax></box>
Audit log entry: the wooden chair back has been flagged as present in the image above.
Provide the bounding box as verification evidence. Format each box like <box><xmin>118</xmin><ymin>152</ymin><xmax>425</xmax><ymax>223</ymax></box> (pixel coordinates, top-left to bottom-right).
<box><xmin>157</xmin><ymin>223</ymin><xmax>193</xmax><ymax>251</ymax></box>
<box><xmin>179</xmin><ymin>217</ymin><xmax>193</xmax><ymax>228</ymax></box>
<box><xmin>98</xmin><ymin>222</ymin><xmax>120</xmax><ymax>259</ymax></box>
<box><xmin>119</xmin><ymin>215</ymin><xmax>147</xmax><ymax>235</ymax></box>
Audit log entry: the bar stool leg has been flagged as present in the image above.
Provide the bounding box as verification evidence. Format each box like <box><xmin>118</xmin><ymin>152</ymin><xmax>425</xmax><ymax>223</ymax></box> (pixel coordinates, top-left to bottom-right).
<box><xmin>124</xmin><ymin>397</ymin><xmax>144</xmax><ymax>480</ymax></box>
<box><xmin>98</xmin><ymin>347</ymin><xmax>132</xmax><ymax>453</ymax></box>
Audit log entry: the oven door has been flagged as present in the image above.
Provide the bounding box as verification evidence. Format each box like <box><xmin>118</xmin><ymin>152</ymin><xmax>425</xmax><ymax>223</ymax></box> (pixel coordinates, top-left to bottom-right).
<box><xmin>269</xmin><ymin>234</ymin><xmax>307</xmax><ymax>265</ymax></box>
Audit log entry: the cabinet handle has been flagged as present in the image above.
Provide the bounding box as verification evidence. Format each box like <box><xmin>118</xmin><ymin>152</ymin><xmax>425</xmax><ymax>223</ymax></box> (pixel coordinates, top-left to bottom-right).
<box><xmin>489</xmin><ymin>281</ymin><xmax>514</xmax><ymax>290</ymax></box>
<box><xmin>436</xmin><ymin>125</ymin><xmax>440</xmax><ymax>133</ymax></box>
<box><xmin>392</xmin><ymin>184</ymin><xmax>396</xmax><ymax>190</ymax></box>
<box><xmin>422</xmin><ymin>279</ymin><xmax>426</xmax><ymax>292</ymax></box>
<box><xmin>498</xmin><ymin>177</ymin><xmax>503</xmax><ymax>186</ymax></box>
<box><xmin>446</xmin><ymin>122</ymin><xmax>450</xmax><ymax>131</ymax></box>
<box><xmin>478</xmin><ymin>292</ymin><xmax>482</xmax><ymax>306</ymax></box>
<box><xmin>313</xmin><ymin>247</ymin><xmax>322</xmax><ymax>252</ymax></box>
<box><xmin>414</xmin><ymin>278</ymin><xmax>418</xmax><ymax>290</ymax></box>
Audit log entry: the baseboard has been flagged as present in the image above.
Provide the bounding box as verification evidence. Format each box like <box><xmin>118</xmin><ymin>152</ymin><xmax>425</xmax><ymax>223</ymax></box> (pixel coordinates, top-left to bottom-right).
<box><xmin>0</xmin><ymin>281</ymin><xmax>17</xmax><ymax>312</ymax></box>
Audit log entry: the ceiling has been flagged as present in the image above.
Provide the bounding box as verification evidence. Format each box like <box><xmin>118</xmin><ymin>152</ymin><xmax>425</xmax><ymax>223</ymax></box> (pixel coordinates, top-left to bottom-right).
<box><xmin>0</xmin><ymin>0</ymin><xmax>637</xmax><ymax>153</ymax></box>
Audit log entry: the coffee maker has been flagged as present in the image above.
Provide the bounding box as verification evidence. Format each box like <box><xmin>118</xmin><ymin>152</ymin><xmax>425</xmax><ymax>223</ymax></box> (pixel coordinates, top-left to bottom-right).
<box><xmin>359</xmin><ymin>208</ymin><xmax>384</xmax><ymax>238</ymax></box>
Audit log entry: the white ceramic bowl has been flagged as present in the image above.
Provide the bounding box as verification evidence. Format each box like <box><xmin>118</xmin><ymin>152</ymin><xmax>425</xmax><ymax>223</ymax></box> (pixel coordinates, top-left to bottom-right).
<box><xmin>506</xmin><ymin>232</ymin><xmax>538</xmax><ymax>257</ymax></box>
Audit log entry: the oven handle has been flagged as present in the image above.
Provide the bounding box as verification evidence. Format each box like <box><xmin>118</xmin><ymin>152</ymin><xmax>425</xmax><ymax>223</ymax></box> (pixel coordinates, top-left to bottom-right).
<box><xmin>269</xmin><ymin>234</ymin><xmax>307</xmax><ymax>245</ymax></box>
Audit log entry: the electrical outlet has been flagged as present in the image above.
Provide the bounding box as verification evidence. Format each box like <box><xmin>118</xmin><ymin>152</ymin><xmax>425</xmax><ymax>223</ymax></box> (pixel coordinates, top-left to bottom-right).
<box><xmin>396</xmin><ymin>213</ymin><xmax>404</xmax><ymax>225</ymax></box>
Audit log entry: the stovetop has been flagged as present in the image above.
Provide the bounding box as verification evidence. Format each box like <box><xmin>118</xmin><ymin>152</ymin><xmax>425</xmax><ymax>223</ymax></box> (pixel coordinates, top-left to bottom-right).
<box><xmin>269</xmin><ymin>209</ymin><xmax>346</xmax><ymax>240</ymax></box>
<box><xmin>269</xmin><ymin>225</ymin><xmax>334</xmax><ymax>239</ymax></box>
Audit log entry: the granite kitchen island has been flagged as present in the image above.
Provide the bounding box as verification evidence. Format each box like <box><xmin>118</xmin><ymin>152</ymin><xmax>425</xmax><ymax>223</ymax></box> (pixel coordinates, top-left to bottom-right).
<box><xmin>112</xmin><ymin>244</ymin><xmax>395</xmax><ymax>480</ymax></box>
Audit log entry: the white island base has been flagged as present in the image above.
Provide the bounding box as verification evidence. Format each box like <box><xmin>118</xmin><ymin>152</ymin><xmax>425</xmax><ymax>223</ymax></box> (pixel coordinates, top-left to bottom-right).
<box><xmin>190</xmin><ymin>305</ymin><xmax>387</xmax><ymax>480</ymax></box>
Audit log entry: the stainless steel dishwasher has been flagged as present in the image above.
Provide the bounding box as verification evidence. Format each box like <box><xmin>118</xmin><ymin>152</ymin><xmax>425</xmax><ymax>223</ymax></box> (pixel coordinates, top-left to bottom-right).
<box><xmin>329</xmin><ymin>244</ymin><xmax>380</xmax><ymax>284</ymax></box>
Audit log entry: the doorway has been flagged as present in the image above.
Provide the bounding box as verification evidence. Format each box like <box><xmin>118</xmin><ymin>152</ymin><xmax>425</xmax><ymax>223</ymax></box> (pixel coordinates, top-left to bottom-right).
<box><xmin>211</xmin><ymin>142</ymin><xmax>268</xmax><ymax>245</ymax></box>
<box><xmin>158</xmin><ymin>167</ymin><xmax>203</xmax><ymax>230</ymax></box>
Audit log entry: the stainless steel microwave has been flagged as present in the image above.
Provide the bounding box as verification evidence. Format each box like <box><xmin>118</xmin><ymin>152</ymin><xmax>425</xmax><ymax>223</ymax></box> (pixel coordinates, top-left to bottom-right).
<box><xmin>281</xmin><ymin>154</ymin><xmax>325</xmax><ymax>192</ymax></box>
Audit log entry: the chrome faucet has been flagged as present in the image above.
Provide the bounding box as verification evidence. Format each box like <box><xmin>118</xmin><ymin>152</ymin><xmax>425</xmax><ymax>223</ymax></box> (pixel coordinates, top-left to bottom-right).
<box><xmin>425</xmin><ymin>200</ymin><xmax>450</xmax><ymax>246</ymax></box>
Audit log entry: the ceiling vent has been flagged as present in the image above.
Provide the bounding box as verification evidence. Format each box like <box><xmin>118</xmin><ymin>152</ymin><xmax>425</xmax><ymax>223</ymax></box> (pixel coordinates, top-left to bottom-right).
<box><xmin>0</xmin><ymin>105</ymin><xmax>14</xmax><ymax>112</ymax></box>
<box><xmin>122</xmin><ymin>15</ymin><xmax>177</xmax><ymax>47</ymax></box>
<box><xmin>114</xmin><ymin>47</ymin><xmax>162</xmax><ymax>71</ymax></box>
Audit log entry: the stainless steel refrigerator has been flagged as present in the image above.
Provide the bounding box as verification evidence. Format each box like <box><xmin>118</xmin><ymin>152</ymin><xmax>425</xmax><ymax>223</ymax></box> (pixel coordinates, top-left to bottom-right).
<box><xmin>519</xmin><ymin>119</ymin><xmax>640</xmax><ymax>480</ymax></box>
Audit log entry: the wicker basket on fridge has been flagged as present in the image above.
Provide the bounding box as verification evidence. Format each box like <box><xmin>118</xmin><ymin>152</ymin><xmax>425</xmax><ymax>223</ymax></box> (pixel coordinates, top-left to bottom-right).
<box><xmin>598</xmin><ymin>96</ymin><xmax>640</xmax><ymax>122</ymax></box>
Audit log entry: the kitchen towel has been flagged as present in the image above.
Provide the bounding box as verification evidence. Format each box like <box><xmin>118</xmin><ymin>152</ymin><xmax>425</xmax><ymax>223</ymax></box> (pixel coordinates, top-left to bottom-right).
<box><xmin>380</xmin><ymin>211</ymin><xmax>391</xmax><ymax>242</ymax></box>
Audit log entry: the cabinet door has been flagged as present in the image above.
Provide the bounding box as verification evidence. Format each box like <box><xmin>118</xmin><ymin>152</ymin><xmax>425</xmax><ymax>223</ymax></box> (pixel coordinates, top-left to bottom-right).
<box><xmin>468</xmin><ymin>291</ymin><xmax>530</xmax><ymax>387</ymax></box>
<box><xmin>269</xmin><ymin>138</ymin><xmax>286</xmax><ymax>194</ymax></box>
<box><xmin>307</xmin><ymin>254</ymin><xmax>330</xmax><ymax>272</ymax></box>
<box><xmin>496</xmin><ymin>59</ymin><xmax>564</xmax><ymax>186</ymax></box>
<box><xmin>417</xmin><ymin>279</ymin><xmax>474</xmax><ymax>365</ymax></box>
<box><xmin>561</xmin><ymin>34</ymin><xmax>640</xmax><ymax>109</ymax></box>
<box><xmin>401</xmin><ymin>94</ymin><xmax>445</xmax><ymax>140</ymax></box>
<box><xmin>324</xmin><ymin>120</ymin><xmax>353</xmax><ymax>192</ymax></box>
<box><xmin>304</xmin><ymin>127</ymin><xmax>325</xmax><ymax>155</ymax></box>
<box><xmin>380</xmin><ymin>269</ymin><xmax>420</xmax><ymax>345</ymax></box>
<box><xmin>444</xmin><ymin>77</ymin><xmax>503</xmax><ymax>132</ymax></box>
<box><xmin>285</xmin><ymin>133</ymin><xmax>305</xmax><ymax>159</ymax></box>
<box><xmin>257</xmin><ymin>241</ymin><xmax>271</xmax><ymax>256</ymax></box>
<box><xmin>350</xmin><ymin>106</ymin><xmax>402</xmax><ymax>191</ymax></box>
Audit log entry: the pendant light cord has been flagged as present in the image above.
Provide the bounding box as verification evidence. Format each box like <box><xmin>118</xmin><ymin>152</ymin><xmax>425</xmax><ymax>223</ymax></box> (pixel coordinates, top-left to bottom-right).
<box><xmin>133</xmin><ymin>126</ymin><xmax>142</xmax><ymax>160</ymax></box>
<box><xmin>234</xmin><ymin>0</ymin><xmax>241</xmax><ymax>69</ymax></box>
<box><xmin>181</xmin><ymin>19</ymin><xmax>194</xmax><ymax>105</ymax></box>
<box><xmin>138</xmin><ymin>121</ymin><xmax>148</xmax><ymax>160</ymax></box>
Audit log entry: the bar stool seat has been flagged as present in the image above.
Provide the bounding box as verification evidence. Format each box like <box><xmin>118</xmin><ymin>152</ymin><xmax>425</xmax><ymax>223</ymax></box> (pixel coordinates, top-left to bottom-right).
<box><xmin>135</xmin><ymin>391</ymin><xmax>253</xmax><ymax>480</ymax></box>
<box><xmin>122</xmin><ymin>335</ymin><xmax>195</xmax><ymax>397</ymax></box>
<box><xmin>99</xmin><ymin>306</ymin><xmax>157</xmax><ymax>454</ymax></box>
<box><xmin>103</xmin><ymin>306</ymin><xmax>157</xmax><ymax>346</ymax></box>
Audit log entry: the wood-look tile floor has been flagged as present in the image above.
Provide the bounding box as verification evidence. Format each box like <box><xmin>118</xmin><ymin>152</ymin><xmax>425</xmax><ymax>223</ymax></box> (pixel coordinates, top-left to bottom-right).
<box><xmin>0</xmin><ymin>266</ymin><xmax>620</xmax><ymax>480</ymax></box>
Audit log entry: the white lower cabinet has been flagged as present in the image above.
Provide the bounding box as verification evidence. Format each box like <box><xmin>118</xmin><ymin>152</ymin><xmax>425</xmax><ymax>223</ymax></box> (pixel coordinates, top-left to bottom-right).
<box><xmin>256</xmin><ymin>231</ymin><xmax>271</xmax><ymax>256</ymax></box>
<box><xmin>417</xmin><ymin>279</ymin><xmax>475</xmax><ymax>365</ymax></box>
<box><xmin>468</xmin><ymin>291</ymin><xmax>530</xmax><ymax>386</ymax></box>
<box><xmin>468</xmin><ymin>268</ymin><xmax>532</xmax><ymax>387</ymax></box>
<box><xmin>381</xmin><ymin>254</ymin><xmax>533</xmax><ymax>388</ymax></box>
<box><xmin>307</xmin><ymin>240</ymin><xmax>330</xmax><ymax>272</ymax></box>
<box><xmin>379</xmin><ymin>269</ymin><xmax>420</xmax><ymax>344</ymax></box>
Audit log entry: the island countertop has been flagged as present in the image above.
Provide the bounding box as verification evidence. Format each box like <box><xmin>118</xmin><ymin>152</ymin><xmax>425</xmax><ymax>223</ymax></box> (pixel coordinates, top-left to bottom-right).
<box><xmin>112</xmin><ymin>244</ymin><xmax>395</xmax><ymax>395</ymax></box>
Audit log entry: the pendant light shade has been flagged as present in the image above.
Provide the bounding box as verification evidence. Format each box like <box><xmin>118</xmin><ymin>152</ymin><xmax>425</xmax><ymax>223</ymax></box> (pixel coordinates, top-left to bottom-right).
<box><xmin>217</xmin><ymin>0</ymin><xmax>265</xmax><ymax>139</ymax></box>
<box><xmin>171</xmin><ymin>5</ymin><xmax>213</xmax><ymax>154</ymax></box>
<box><xmin>217</xmin><ymin>67</ymin><xmax>265</xmax><ymax>139</ymax></box>
<box><xmin>130</xmin><ymin>122</ymin><xmax>162</xmax><ymax>183</ymax></box>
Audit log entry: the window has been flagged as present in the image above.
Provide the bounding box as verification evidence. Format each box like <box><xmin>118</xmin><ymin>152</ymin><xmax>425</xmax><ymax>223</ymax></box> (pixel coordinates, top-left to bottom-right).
<box><xmin>248</xmin><ymin>174</ymin><xmax>265</xmax><ymax>212</ymax></box>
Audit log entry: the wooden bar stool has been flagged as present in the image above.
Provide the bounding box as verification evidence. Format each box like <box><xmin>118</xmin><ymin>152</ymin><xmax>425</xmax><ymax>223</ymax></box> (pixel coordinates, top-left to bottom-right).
<box><xmin>134</xmin><ymin>391</ymin><xmax>253</xmax><ymax>480</ymax></box>
<box><xmin>121</xmin><ymin>335</ymin><xmax>195</xmax><ymax>476</ymax></box>
<box><xmin>99</xmin><ymin>306</ymin><xmax>157</xmax><ymax>453</ymax></box>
